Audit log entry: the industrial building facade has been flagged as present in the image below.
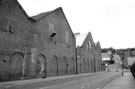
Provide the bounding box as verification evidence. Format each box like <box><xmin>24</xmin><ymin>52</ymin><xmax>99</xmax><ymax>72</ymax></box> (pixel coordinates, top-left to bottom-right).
<box><xmin>31</xmin><ymin>7</ymin><xmax>76</xmax><ymax>77</ymax></box>
<box><xmin>94</xmin><ymin>42</ymin><xmax>102</xmax><ymax>72</ymax></box>
<box><xmin>0</xmin><ymin>0</ymin><xmax>104</xmax><ymax>82</ymax></box>
<box><xmin>77</xmin><ymin>32</ymin><xmax>103</xmax><ymax>73</ymax></box>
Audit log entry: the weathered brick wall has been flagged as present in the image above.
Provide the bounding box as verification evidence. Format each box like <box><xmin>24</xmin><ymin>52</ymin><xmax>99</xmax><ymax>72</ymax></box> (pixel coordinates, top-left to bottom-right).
<box><xmin>0</xmin><ymin>0</ymin><xmax>103</xmax><ymax>82</ymax></box>
<box><xmin>33</xmin><ymin>8</ymin><xmax>76</xmax><ymax>77</ymax></box>
<box><xmin>77</xmin><ymin>33</ymin><xmax>96</xmax><ymax>73</ymax></box>
<box><xmin>95</xmin><ymin>42</ymin><xmax>102</xmax><ymax>72</ymax></box>
<box><xmin>0</xmin><ymin>0</ymin><xmax>34</xmax><ymax>81</ymax></box>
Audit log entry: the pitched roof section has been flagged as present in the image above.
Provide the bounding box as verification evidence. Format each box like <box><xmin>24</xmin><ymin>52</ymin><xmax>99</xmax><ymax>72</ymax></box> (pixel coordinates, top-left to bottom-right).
<box><xmin>31</xmin><ymin>7</ymin><xmax>75</xmax><ymax>38</ymax></box>
<box><xmin>97</xmin><ymin>42</ymin><xmax>101</xmax><ymax>48</ymax></box>
<box><xmin>81</xmin><ymin>32</ymin><xmax>94</xmax><ymax>47</ymax></box>
<box><xmin>95</xmin><ymin>41</ymin><xmax>101</xmax><ymax>50</ymax></box>
<box><xmin>13</xmin><ymin>0</ymin><xmax>29</xmax><ymax>19</ymax></box>
<box><xmin>76</xmin><ymin>33</ymin><xmax>87</xmax><ymax>46</ymax></box>
<box><xmin>31</xmin><ymin>10</ymin><xmax>54</xmax><ymax>20</ymax></box>
<box><xmin>31</xmin><ymin>7</ymin><xmax>60</xmax><ymax>21</ymax></box>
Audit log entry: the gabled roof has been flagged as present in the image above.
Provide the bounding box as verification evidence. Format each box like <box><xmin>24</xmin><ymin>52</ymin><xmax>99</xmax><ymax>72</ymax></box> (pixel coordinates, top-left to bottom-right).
<box><xmin>31</xmin><ymin>7</ymin><xmax>75</xmax><ymax>38</ymax></box>
<box><xmin>76</xmin><ymin>33</ymin><xmax>87</xmax><ymax>46</ymax></box>
<box><xmin>96</xmin><ymin>42</ymin><xmax>101</xmax><ymax>49</ymax></box>
<box><xmin>81</xmin><ymin>32</ymin><xmax>94</xmax><ymax>47</ymax></box>
<box><xmin>13</xmin><ymin>0</ymin><xmax>30</xmax><ymax>19</ymax></box>
<box><xmin>95</xmin><ymin>41</ymin><xmax>102</xmax><ymax>51</ymax></box>
<box><xmin>31</xmin><ymin>10</ymin><xmax>54</xmax><ymax>20</ymax></box>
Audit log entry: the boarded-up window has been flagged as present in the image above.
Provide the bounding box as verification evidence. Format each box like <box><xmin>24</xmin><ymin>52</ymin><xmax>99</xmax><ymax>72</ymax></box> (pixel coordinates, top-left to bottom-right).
<box><xmin>89</xmin><ymin>41</ymin><xmax>91</xmax><ymax>48</ymax></box>
<box><xmin>65</xmin><ymin>31</ymin><xmax>69</xmax><ymax>44</ymax></box>
<box><xmin>49</xmin><ymin>23</ymin><xmax>55</xmax><ymax>34</ymax></box>
<box><xmin>0</xmin><ymin>16</ymin><xmax>7</xmax><ymax>32</ymax></box>
<box><xmin>51</xmin><ymin>56</ymin><xmax>58</xmax><ymax>76</ymax></box>
<box><xmin>0</xmin><ymin>5</ymin><xmax>7</xmax><ymax>32</ymax></box>
<box><xmin>86</xmin><ymin>43</ymin><xmax>89</xmax><ymax>52</ymax></box>
<box><xmin>49</xmin><ymin>23</ymin><xmax>56</xmax><ymax>42</ymax></box>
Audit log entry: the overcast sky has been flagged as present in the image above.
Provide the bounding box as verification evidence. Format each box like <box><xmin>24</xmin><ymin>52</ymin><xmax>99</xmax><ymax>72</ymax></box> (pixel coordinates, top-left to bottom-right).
<box><xmin>18</xmin><ymin>0</ymin><xmax>135</xmax><ymax>49</ymax></box>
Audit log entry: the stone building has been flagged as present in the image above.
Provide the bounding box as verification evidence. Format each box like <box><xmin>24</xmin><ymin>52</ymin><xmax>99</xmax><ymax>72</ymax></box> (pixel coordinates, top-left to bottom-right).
<box><xmin>31</xmin><ymin>7</ymin><xmax>76</xmax><ymax>77</ymax></box>
<box><xmin>77</xmin><ymin>32</ymin><xmax>95</xmax><ymax>73</ymax></box>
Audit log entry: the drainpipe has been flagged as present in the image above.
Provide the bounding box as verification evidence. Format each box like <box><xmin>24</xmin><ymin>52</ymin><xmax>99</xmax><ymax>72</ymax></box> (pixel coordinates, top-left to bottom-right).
<box><xmin>76</xmin><ymin>48</ymin><xmax>78</xmax><ymax>74</ymax></box>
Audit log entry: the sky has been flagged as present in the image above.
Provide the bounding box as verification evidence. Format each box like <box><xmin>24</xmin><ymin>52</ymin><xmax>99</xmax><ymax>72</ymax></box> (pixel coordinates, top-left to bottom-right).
<box><xmin>18</xmin><ymin>0</ymin><xmax>135</xmax><ymax>49</ymax></box>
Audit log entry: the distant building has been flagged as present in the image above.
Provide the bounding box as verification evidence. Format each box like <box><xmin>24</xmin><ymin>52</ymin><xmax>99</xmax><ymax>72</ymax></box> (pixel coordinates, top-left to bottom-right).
<box><xmin>102</xmin><ymin>52</ymin><xmax>111</xmax><ymax>60</ymax></box>
<box><xmin>125</xmin><ymin>48</ymin><xmax>135</xmax><ymax>68</ymax></box>
<box><xmin>94</xmin><ymin>42</ymin><xmax>102</xmax><ymax>72</ymax></box>
<box><xmin>77</xmin><ymin>32</ymin><xmax>96</xmax><ymax>73</ymax></box>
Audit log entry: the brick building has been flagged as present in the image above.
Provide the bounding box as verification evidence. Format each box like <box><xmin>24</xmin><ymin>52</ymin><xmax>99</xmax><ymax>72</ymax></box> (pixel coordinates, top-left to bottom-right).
<box><xmin>0</xmin><ymin>0</ymin><xmax>76</xmax><ymax>81</ymax></box>
<box><xmin>0</xmin><ymin>0</ymin><xmax>104</xmax><ymax>82</ymax></box>
<box><xmin>0</xmin><ymin>0</ymin><xmax>35</xmax><ymax>81</ymax></box>
<box><xmin>31</xmin><ymin>7</ymin><xmax>76</xmax><ymax>77</ymax></box>
<box><xmin>94</xmin><ymin>42</ymin><xmax>102</xmax><ymax>72</ymax></box>
<box><xmin>77</xmin><ymin>32</ymin><xmax>96</xmax><ymax>73</ymax></box>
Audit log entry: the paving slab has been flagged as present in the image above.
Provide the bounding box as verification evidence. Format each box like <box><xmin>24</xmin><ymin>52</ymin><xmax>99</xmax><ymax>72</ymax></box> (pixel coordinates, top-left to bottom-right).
<box><xmin>103</xmin><ymin>72</ymin><xmax>135</xmax><ymax>89</ymax></box>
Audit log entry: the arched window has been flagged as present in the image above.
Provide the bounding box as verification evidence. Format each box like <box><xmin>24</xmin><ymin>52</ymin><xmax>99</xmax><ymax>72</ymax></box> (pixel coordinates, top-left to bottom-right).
<box><xmin>83</xmin><ymin>58</ymin><xmax>86</xmax><ymax>73</ymax></box>
<box><xmin>51</xmin><ymin>55</ymin><xmax>58</xmax><ymax>76</ymax></box>
<box><xmin>36</xmin><ymin>54</ymin><xmax>46</xmax><ymax>78</ymax></box>
<box><xmin>87</xmin><ymin>59</ymin><xmax>89</xmax><ymax>72</ymax></box>
<box><xmin>10</xmin><ymin>52</ymin><xmax>24</xmax><ymax>79</ymax></box>
<box><xmin>71</xmin><ymin>57</ymin><xmax>75</xmax><ymax>74</ymax></box>
<box><xmin>63</xmin><ymin>56</ymin><xmax>67</xmax><ymax>74</ymax></box>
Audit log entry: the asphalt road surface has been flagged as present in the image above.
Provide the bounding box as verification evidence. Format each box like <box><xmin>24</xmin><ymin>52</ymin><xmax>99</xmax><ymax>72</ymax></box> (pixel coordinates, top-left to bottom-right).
<box><xmin>0</xmin><ymin>72</ymin><xmax>121</xmax><ymax>89</ymax></box>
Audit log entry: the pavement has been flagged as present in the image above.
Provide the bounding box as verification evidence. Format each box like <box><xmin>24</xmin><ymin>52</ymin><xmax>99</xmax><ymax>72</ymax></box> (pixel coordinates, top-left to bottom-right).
<box><xmin>0</xmin><ymin>71</ymin><xmax>134</xmax><ymax>89</ymax></box>
<box><xmin>0</xmin><ymin>72</ymin><xmax>107</xmax><ymax>88</ymax></box>
<box><xmin>103</xmin><ymin>72</ymin><xmax>135</xmax><ymax>89</ymax></box>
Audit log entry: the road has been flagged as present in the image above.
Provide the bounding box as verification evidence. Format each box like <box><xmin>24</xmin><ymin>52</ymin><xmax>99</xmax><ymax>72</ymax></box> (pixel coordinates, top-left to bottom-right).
<box><xmin>0</xmin><ymin>72</ymin><xmax>121</xmax><ymax>89</ymax></box>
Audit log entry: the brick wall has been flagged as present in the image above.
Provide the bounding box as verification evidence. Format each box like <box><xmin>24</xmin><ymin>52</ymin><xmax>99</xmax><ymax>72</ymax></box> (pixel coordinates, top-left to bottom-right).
<box><xmin>0</xmin><ymin>0</ymin><xmax>34</xmax><ymax>81</ymax></box>
<box><xmin>77</xmin><ymin>32</ymin><xmax>96</xmax><ymax>73</ymax></box>
<box><xmin>33</xmin><ymin>8</ymin><xmax>76</xmax><ymax>77</ymax></box>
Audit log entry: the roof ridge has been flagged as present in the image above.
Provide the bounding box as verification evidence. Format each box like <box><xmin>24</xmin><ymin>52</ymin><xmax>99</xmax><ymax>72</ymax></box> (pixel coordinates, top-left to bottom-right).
<box><xmin>31</xmin><ymin>7</ymin><xmax>62</xmax><ymax>21</ymax></box>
